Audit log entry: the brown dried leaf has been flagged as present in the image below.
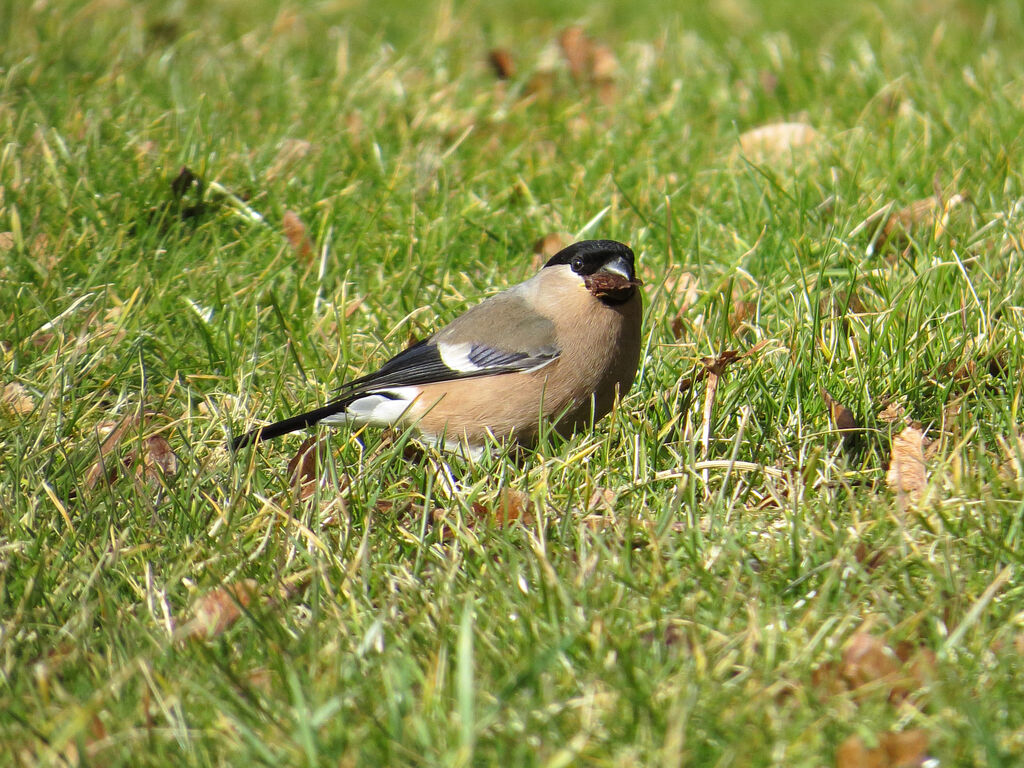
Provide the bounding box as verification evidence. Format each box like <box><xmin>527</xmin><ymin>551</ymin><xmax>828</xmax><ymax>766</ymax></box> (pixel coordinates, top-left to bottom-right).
<box><xmin>556</xmin><ymin>25</ymin><xmax>618</xmax><ymax>101</ymax></box>
<box><xmin>854</xmin><ymin>541</ymin><xmax>887</xmax><ymax>572</ymax></box>
<box><xmin>435</xmin><ymin>488</ymin><xmax>534</xmax><ymax>541</ymax></box>
<box><xmin>880</xmin><ymin>730</ymin><xmax>930</xmax><ymax>767</ymax></box>
<box><xmin>85</xmin><ymin>415</ymin><xmax>140</xmax><ymax>489</ymax></box>
<box><xmin>135</xmin><ymin>435</ymin><xmax>179</xmax><ymax>483</ymax></box>
<box><xmin>282</xmin><ymin>210</ymin><xmax>315</xmax><ymax>264</ymax></box>
<box><xmin>186</xmin><ymin>579</ymin><xmax>258</xmax><ymax>640</ymax></box>
<box><xmin>587</xmin><ymin>487</ymin><xmax>617</xmax><ymax>512</ymax></box>
<box><xmin>893</xmin><ymin>642</ymin><xmax>937</xmax><ymax>699</ymax></box>
<box><xmin>729</xmin><ymin>299</ymin><xmax>754</xmax><ymax>334</ymax></box>
<box><xmin>811</xmin><ymin>660</ymin><xmax>847</xmax><ymax>697</ymax></box>
<box><xmin>590</xmin><ymin>43</ymin><xmax>619</xmax><ymax>103</ymax></box>
<box><xmin>937</xmin><ymin>357</ymin><xmax>976</xmax><ymax>385</ymax></box>
<box><xmin>344</xmin><ymin>296</ymin><xmax>365</xmax><ymax>318</ymax></box>
<box><xmin>987</xmin><ymin>350</ymin><xmax>1009</xmax><ymax>378</ymax></box>
<box><xmin>841</xmin><ymin>632</ymin><xmax>900</xmax><ymax>689</ymax></box>
<box><xmin>737</xmin><ymin>122</ymin><xmax>821</xmax><ymax>163</ymax></box>
<box><xmin>822</xmin><ymin>389</ymin><xmax>860</xmax><ymax>443</ymax></box>
<box><xmin>287</xmin><ymin>436</ymin><xmax>323</xmax><ymax>499</ymax></box>
<box><xmin>701</xmin><ymin>350</ymin><xmax>742</xmax><ymax>377</ymax></box>
<box><xmin>0</xmin><ymin>231</ymin><xmax>15</xmax><ymax>250</ymax></box>
<box><xmin>532</xmin><ymin>232</ymin><xmax>573</xmax><ymax>269</ymax></box>
<box><xmin>822</xmin><ymin>288</ymin><xmax>866</xmax><ymax>320</ymax></box>
<box><xmin>836</xmin><ymin>734</ymin><xmax>888</xmax><ymax>768</ymax></box>
<box><xmin>559</xmin><ymin>26</ymin><xmax>590</xmax><ymax>81</ymax></box>
<box><xmin>488</xmin><ymin>48</ymin><xmax>515</xmax><ymax>79</ymax></box>
<box><xmin>2</xmin><ymin>382</ymin><xmax>34</xmax><ymax>415</ymax></box>
<box><xmin>493</xmin><ymin>488</ymin><xmax>533</xmax><ymax>526</ymax></box>
<box><xmin>866</xmin><ymin>193</ymin><xmax>965</xmax><ymax>254</ymax></box>
<box><xmin>589</xmin><ymin>43</ymin><xmax>619</xmax><ymax>81</ymax></box>
<box><xmin>877</xmin><ymin>402</ymin><xmax>906</xmax><ymax>424</ymax></box>
<box><xmin>886</xmin><ymin>426</ymin><xmax>927</xmax><ymax>496</ymax></box>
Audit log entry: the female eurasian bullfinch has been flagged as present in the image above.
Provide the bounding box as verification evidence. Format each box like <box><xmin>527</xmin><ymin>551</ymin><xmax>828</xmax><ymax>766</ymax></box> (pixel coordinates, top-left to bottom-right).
<box><xmin>231</xmin><ymin>239</ymin><xmax>643</xmax><ymax>454</ymax></box>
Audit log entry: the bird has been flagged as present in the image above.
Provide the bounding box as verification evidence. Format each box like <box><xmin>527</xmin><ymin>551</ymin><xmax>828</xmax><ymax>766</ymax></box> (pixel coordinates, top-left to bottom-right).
<box><xmin>230</xmin><ymin>239</ymin><xmax>643</xmax><ymax>456</ymax></box>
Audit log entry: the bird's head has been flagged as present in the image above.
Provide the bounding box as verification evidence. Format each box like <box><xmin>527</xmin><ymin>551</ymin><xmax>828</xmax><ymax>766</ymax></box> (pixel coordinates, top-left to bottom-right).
<box><xmin>544</xmin><ymin>239</ymin><xmax>641</xmax><ymax>304</ymax></box>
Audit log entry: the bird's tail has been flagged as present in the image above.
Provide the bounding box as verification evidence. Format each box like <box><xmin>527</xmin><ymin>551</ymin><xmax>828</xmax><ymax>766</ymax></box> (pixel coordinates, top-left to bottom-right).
<box><xmin>229</xmin><ymin>399</ymin><xmax>353</xmax><ymax>450</ymax></box>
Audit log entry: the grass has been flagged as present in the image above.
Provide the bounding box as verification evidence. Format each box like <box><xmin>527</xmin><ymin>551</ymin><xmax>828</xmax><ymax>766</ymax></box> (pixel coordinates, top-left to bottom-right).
<box><xmin>2</xmin><ymin>0</ymin><xmax>1024</xmax><ymax>765</ymax></box>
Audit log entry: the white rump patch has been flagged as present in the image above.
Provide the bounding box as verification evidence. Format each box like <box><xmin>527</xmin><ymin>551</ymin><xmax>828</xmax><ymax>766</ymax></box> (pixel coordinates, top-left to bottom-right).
<box><xmin>320</xmin><ymin>386</ymin><xmax>420</xmax><ymax>428</ymax></box>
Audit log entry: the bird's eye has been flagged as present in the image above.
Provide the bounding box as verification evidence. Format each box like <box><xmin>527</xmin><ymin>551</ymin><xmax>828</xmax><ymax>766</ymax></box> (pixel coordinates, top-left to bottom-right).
<box><xmin>570</xmin><ymin>256</ymin><xmax>585</xmax><ymax>272</ymax></box>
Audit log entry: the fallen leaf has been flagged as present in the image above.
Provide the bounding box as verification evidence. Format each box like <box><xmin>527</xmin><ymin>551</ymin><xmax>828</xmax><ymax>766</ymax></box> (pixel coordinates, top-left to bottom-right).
<box><xmin>822</xmin><ymin>388</ymin><xmax>860</xmax><ymax>446</ymax></box>
<box><xmin>987</xmin><ymin>350</ymin><xmax>1009</xmax><ymax>378</ymax></box>
<box><xmin>433</xmin><ymin>488</ymin><xmax>533</xmax><ymax>541</ymax></box>
<box><xmin>246</xmin><ymin>667</ymin><xmax>273</xmax><ymax>692</ymax></box>
<box><xmin>679</xmin><ymin>343</ymin><xmax>770</xmax><ymax>391</ymax></box>
<box><xmin>2</xmin><ymin>382</ymin><xmax>34</xmax><ymax>415</ymax></box>
<box><xmin>729</xmin><ymin>299</ymin><xmax>754</xmax><ymax>334</ymax></box>
<box><xmin>185</xmin><ymin>579</ymin><xmax>258</xmax><ymax>640</ymax></box>
<box><xmin>140</xmin><ymin>166</ymin><xmax>210</xmax><ymax>229</ymax></box>
<box><xmin>282</xmin><ymin>210</ymin><xmax>315</xmax><ymax>264</ymax></box>
<box><xmin>532</xmin><ymin>232</ymin><xmax>573</xmax><ymax>268</ymax></box>
<box><xmin>880</xmin><ymin>730</ymin><xmax>929</xmax><ymax>767</ymax></box>
<box><xmin>556</xmin><ymin>26</ymin><xmax>618</xmax><ymax>101</ymax></box>
<box><xmin>836</xmin><ymin>735</ymin><xmax>887</xmax><ymax>768</ymax></box>
<box><xmin>287</xmin><ymin>436</ymin><xmax>324</xmax><ymax>500</ymax></box>
<box><xmin>134</xmin><ymin>435</ymin><xmax>179</xmax><ymax>483</ymax></box>
<box><xmin>701</xmin><ymin>350</ymin><xmax>742</xmax><ymax>377</ymax></box>
<box><xmin>488</xmin><ymin>48</ymin><xmax>515</xmax><ymax>79</ymax></box>
<box><xmin>893</xmin><ymin>642</ymin><xmax>937</xmax><ymax>700</ymax></box>
<box><xmin>0</xmin><ymin>232</ymin><xmax>15</xmax><ymax>250</ymax></box>
<box><xmin>147</xmin><ymin>18</ymin><xmax>181</xmax><ymax>44</ymax></box>
<box><xmin>589</xmin><ymin>43</ymin><xmax>619</xmax><ymax>103</ymax></box>
<box><xmin>821</xmin><ymin>288</ymin><xmax>866</xmax><ymax>322</ymax></box>
<box><xmin>936</xmin><ymin>357</ymin><xmax>976</xmax><ymax>388</ymax></box>
<box><xmin>344</xmin><ymin>296</ymin><xmax>365</xmax><ymax>318</ymax></box>
<box><xmin>85</xmin><ymin>415</ymin><xmax>140</xmax><ymax>489</ymax></box>
<box><xmin>877</xmin><ymin>402</ymin><xmax>906</xmax><ymax>424</ymax></box>
<box><xmin>841</xmin><ymin>632</ymin><xmax>901</xmax><ymax>690</ymax></box>
<box><xmin>641</xmin><ymin>623</ymin><xmax>687</xmax><ymax>649</ymax></box>
<box><xmin>494</xmin><ymin>487</ymin><xmax>532</xmax><ymax>525</ymax></box>
<box><xmin>287</xmin><ymin>436</ymin><xmax>320</xmax><ymax>484</ymax></box>
<box><xmin>853</xmin><ymin>541</ymin><xmax>887</xmax><ymax>571</ymax></box>
<box><xmin>559</xmin><ymin>26</ymin><xmax>590</xmax><ymax>81</ymax></box>
<box><xmin>589</xmin><ymin>42</ymin><xmax>619</xmax><ymax>81</ymax></box>
<box><xmin>587</xmin><ymin>487</ymin><xmax>617</xmax><ymax>512</ymax></box>
<box><xmin>170</xmin><ymin>166</ymin><xmax>205</xmax><ymax>210</ymax></box>
<box><xmin>811</xmin><ymin>660</ymin><xmax>847</xmax><ymax>697</ymax></box>
<box><xmin>864</xmin><ymin>193</ymin><xmax>965</xmax><ymax>255</ymax></box>
<box><xmin>885</xmin><ymin>426</ymin><xmax>927</xmax><ymax>496</ymax></box>
<box><xmin>737</xmin><ymin>121</ymin><xmax>821</xmax><ymax>163</ymax></box>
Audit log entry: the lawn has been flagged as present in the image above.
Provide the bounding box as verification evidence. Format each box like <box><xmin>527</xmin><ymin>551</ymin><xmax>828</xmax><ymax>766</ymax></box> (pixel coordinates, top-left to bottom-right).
<box><xmin>2</xmin><ymin>0</ymin><xmax>1023</xmax><ymax>765</ymax></box>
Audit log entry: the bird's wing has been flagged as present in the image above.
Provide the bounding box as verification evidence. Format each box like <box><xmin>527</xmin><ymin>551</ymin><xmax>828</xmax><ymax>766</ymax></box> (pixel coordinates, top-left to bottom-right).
<box><xmin>334</xmin><ymin>293</ymin><xmax>560</xmax><ymax>399</ymax></box>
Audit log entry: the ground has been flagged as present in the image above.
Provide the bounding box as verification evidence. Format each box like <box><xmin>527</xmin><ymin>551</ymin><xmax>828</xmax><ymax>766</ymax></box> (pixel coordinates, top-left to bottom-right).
<box><xmin>1</xmin><ymin>0</ymin><xmax>1023</xmax><ymax>765</ymax></box>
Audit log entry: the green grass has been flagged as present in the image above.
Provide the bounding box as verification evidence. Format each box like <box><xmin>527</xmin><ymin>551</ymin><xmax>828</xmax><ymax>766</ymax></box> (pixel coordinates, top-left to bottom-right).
<box><xmin>2</xmin><ymin>0</ymin><xmax>1024</xmax><ymax>765</ymax></box>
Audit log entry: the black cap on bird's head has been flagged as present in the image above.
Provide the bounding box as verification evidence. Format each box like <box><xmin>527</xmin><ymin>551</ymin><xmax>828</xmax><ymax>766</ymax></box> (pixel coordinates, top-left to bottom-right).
<box><xmin>545</xmin><ymin>240</ymin><xmax>640</xmax><ymax>304</ymax></box>
<box><xmin>544</xmin><ymin>239</ymin><xmax>636</xmax><ymax>281</ymax></box>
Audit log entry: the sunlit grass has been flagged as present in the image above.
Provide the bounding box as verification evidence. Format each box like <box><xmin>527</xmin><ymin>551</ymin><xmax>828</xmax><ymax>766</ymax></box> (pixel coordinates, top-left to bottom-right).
<box><xmin>2</xmin><ymin>1</ymin><xmax>1023</xmax><ymax>765</ymax></box>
